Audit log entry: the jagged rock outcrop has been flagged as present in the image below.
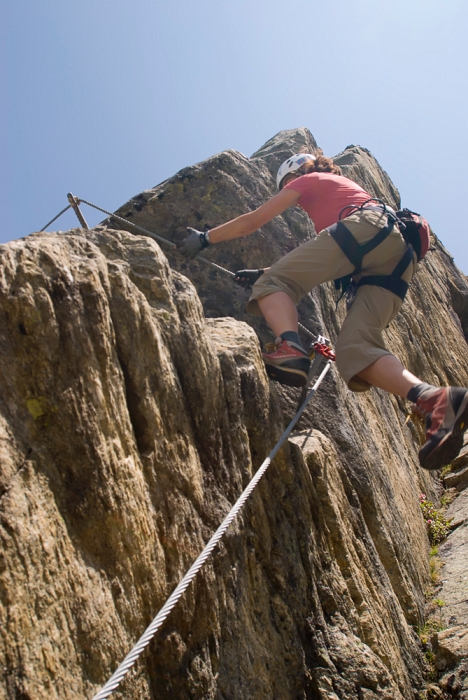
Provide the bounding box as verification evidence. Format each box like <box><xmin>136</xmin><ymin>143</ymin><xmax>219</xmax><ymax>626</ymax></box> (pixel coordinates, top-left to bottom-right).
<box><xmin>1</xmin><ymin>128</ymin><xmax>468</xmax><ymax>699</ymax></box>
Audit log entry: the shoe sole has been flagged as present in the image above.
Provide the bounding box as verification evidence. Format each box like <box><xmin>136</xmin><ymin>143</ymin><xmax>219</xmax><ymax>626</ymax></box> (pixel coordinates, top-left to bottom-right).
<box><xmin>419</xmin><ymin>398</ymin><xmax>468</xmax><ymax>471</ymax></box>
<box><xmin>264</xmin><ymin>363</ymin><xmax>308</xmax><ymax>388</ymax></box>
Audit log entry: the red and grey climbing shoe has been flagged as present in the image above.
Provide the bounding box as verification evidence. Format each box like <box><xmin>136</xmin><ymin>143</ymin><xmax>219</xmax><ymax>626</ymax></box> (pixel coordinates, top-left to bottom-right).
<box><xmin>415</xmin><ymin>386</ymin><xmax>468</xmax><ymax>471</ymax></box>
<box><xmin>262</xmin><ymin>340</ymin><xmax>310</xmax><ymax>388</ymax></box>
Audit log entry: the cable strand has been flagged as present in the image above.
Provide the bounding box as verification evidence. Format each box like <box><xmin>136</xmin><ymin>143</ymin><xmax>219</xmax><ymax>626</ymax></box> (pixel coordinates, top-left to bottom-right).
<box><xmin>38</xmin><ymin>196</ymin><xmax>316</xmax><ymax>340</ymax></box>
<box><xmin>91</xmin><ymin>361</ymin><xmax>331</xmax><ymax>700</ymax></box>
<box><xmin>81</xmin><ymin>199</ymin><xmax>315</xmax><ymax>338</ymax></box>
<box><xmin>39</xmin><ymin>204</ymin><xmax>73</xmax><ymax>232</ymax></box>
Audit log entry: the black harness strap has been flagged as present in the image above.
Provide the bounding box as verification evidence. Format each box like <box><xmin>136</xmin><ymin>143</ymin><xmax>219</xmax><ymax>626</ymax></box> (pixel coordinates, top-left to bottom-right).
<box><xmin>358</xmin><ymin>216</ymin><xmax>395</xmax><ymax>261</ymax></box>
<box><xmin>329</xmin><ymin>221</ymin><xmax>363</xmax><ymax>269</ymax></box>
<box><xmin>329</xmin><ymin>202</ymin><xmax>414</xmax><ymax>302</ymax></box>
<box><xmin>357</xmin><ymin>244</ymin><xmax>415</xmax><ymax>301</ymax></box>
<box><xmin>329</xmin><ymin>211</ymin><xmax>395</xmax><ymax>275</ymax></box>
<box><xmin>391</xmin><ymin>243</ymin><xmax>415</xmax><ymax>278</ymax></box>
<box><xmin>357</xmin><ymin>275</ymin><xmax>409</xmax><ymax>300</ymax></box>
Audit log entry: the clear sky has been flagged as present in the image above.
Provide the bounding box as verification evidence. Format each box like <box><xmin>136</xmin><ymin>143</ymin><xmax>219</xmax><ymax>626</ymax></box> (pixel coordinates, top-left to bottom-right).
<box><xmin>3</xmin><ymin>0</ymin><xmax>467</xmax><ymax>273</ymax></box>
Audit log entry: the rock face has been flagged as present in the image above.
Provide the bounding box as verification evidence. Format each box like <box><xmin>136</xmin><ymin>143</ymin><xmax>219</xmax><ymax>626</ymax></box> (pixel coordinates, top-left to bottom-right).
<box><xmin>433</xmin><ymin>626</ymin><xmax>468</xmax><ymax>698</ymax></box>
<box><xmin>1</xmin><ymin>128</ymin><xmax>468</xmax><ymax>699</ymax></box>
<box><xmin>433</xmin><ymin>439</ymin><xmax>468</xmax><ymax>698</ymax></box>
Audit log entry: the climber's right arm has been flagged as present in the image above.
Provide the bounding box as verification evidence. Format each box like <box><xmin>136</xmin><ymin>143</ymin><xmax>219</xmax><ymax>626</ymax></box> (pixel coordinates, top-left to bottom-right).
<box><xmin>207</xmin><ymin>188</ymin><xmax>300</xmax><ymax>244</ymax></box>
<box><xmin>177</xmin><ymin>188</ymin><xmax>300</xmax><ymax>259</ymax></box>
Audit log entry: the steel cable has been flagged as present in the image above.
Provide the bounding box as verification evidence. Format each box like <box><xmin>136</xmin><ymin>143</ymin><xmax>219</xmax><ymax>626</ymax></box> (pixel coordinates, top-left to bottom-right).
<box><xmin>91</xmin><ymin>360</ymin><xmax>331</xmax><ymax>700</ymax></box>
<box><xmin>39</xmin><ymin>204</ymin><xmax>73</xmax><ymax>232</ymax></box>
<box><xmin>39</xmin><ymin>196</ymin><xmax>317</xmax><ymax>341</ymax></box>
<box><xmin>82</xmin><ymin>199</ymin><xmax>316</xmax><ymax>340</ymax></box>
<box><xmin>79</xmin><ymin>198</ymin><xmax>235</xmax><ymax>279</ymax></box>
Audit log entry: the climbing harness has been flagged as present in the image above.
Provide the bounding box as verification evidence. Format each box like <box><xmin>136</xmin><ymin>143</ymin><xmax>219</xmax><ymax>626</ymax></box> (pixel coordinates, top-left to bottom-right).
<box><xmin>330</xmin><ymin>198</ymin><xmax>422</xmax><ymax>305</ymax></box>
<box><xmin>39</xmin><ymin>195</ymin><xmax>334</xmax><ymax>699</ymax></box>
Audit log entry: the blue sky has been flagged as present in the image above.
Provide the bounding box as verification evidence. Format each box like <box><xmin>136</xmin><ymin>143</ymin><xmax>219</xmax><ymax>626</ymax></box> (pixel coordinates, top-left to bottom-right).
<box><xmin>3</xmin><ymin>0</ymin><xmax>468</xmax><ymax>273</ymax></box>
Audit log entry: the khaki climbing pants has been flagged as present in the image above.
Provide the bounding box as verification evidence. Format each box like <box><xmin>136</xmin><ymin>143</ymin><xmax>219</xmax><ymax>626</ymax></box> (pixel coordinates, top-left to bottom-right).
<box><xmin>247</xmin><ymin>208</ymin><xmax>416</xmax><ymax>392</ymax></box>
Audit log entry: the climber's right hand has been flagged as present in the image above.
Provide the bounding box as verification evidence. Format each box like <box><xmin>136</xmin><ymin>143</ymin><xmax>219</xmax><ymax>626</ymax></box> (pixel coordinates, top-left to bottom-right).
<box><xmin>234</xmin><ymin>269</ymin><xmax>264</xmax><ymax>289</ymax></box>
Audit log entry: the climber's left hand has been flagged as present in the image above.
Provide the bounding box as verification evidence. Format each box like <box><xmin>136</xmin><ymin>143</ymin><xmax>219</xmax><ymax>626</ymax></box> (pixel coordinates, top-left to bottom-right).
<box><xmin>177</xmin><ymin>228</ymin><xmax>210</xmax><ymax>260</ymax></box>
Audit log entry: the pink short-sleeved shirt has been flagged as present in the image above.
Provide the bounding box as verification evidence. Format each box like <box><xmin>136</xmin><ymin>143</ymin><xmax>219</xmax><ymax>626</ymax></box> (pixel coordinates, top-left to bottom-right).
<box><xmin>283</xmin><ymin>172</ymin><xmax>372</xmax><ymax>233</ymax></box>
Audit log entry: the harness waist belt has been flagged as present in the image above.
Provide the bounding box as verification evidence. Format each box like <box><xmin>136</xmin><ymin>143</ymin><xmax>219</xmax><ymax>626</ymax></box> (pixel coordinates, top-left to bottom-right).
<box><xmin>357</xmin><ymin>275</ymin><xmax>409</xmax><ymax>299</ymax></box>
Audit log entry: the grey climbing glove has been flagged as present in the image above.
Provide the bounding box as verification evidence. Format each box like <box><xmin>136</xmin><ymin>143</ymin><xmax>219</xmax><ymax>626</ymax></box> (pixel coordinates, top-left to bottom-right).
<box><xmin>177</xmin><ymin>228</ymin><xmax>210</xmax><ymax>260</ymax></box>
<box><xmin>234</xmin><ymin>269</ymin><xmax>264</xmax><ymax>289</ymax></box>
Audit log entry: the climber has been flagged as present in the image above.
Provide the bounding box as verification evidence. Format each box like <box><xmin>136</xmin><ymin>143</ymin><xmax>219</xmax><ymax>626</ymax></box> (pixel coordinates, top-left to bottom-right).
<box><xmin>177</xmin><ymin>151</ymin><xmax>468</xmax><ymax>472</ymax></box>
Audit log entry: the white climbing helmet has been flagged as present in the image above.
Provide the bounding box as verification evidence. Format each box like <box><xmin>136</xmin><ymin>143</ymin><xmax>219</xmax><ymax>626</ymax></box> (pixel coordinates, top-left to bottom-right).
<box><xmin>276</xmin><ymin>153</ymin><xmax>316</xmax><ymax>190</ymax></box>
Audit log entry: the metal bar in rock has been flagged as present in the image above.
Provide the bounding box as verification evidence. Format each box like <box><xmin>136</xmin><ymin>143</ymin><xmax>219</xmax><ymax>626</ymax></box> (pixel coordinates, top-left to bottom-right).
<box><xmin>67</xmin><ymin>193</ymin><xmax>90</xmax><ymax>230</ymax></box>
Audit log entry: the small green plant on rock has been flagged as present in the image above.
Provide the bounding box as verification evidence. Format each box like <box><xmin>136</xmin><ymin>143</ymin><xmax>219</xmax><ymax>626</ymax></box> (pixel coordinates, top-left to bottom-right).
<box><xmin>440</xmin><ymin>464</ymin><xmax>452</xmax><ymax>479</ymax></box>
<box><xmin>440</xmin><ymin>488</ymin><xmax>456</xmax><ymax>508</ymax></box>
<box><xmin>417</xmin><ymin>496</ymin><xmax>451</xmax><ymax>696</ymax></box>
<box><xmin>429</xmin><ymin>551</ymin><xmax>443</xmax><ymax>584</ymax></box>
<box><xmin>418</xmin><ymin>615</ymin><xmax>445</xmax><ymax>684</ymax></box>
<box><xmin>419</xmin><ymin>495</ymin><xmax>451</xmax><ymax>545</ymax></box>
<box><xmin>418</xmin><ymin>616</ymin><xmax>445</xmax><ymax>646</ymax></box>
